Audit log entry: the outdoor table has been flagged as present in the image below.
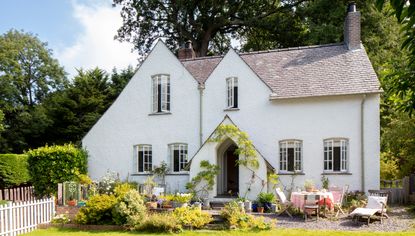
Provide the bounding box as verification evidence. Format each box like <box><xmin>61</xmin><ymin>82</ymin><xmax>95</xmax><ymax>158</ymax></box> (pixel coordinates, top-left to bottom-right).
<box><xmin>290</xmin><ymin>191</ymin><xmax>334</xmax><ymax>216</ymax></box>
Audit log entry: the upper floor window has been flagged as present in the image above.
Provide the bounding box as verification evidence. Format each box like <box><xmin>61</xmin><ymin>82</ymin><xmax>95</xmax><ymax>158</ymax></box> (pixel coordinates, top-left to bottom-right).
<box><xmin>152</xmin><ymin>74</ymin><xmax>170</xmax><ymax>113</ymax></box>
<box><xmin>169</xmin><ymin>143</ymin><xmax>188</xmax><ymax>172</ymax></box>
<box><xmin>134</xmin><ymin>144</ymin><xmax>152</xmax><ymax>173</ymax></box>
<box><xmin>279</xmin><ymin>140</ymin><xmax>302</xmax><ymax>172</ymax></box>
<box><xmin>226</xmin><ymin>77</ymin><xmax>238</xmax><ymax>109</ymax></box>
<box><xmin>324</xmin><ymin>138</ymin><xmax>348</xmax><ymax>172</ymax></box>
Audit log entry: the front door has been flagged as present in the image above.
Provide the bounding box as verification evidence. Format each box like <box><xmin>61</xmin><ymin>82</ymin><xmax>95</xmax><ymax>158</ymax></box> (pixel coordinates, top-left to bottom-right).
<box><xmin>225</xmin><ymin>147</ymin><xmax>239</xmax><ymax>195</ymax></box>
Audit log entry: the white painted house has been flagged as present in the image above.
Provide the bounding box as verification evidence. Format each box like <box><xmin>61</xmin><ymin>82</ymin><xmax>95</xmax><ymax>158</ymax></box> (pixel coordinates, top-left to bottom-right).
<box><xmin>83</xmin><ymin>4</ymin><xmax>381</xmax><ymax>200</ymax></box>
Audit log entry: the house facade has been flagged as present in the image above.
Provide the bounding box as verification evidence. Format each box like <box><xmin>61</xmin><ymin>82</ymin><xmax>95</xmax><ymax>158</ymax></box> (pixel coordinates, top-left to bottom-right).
<box><xmin>83</xmin><ymin>4</ymin><xmax>382</xmax><ymax>199</ymax></box>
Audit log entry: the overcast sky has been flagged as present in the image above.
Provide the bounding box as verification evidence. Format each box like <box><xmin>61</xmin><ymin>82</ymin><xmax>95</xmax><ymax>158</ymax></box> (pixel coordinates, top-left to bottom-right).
<box><xmin>0</xmin><ymin>0</ymin><xmax>139</xmax><ymax>78</ymax></box>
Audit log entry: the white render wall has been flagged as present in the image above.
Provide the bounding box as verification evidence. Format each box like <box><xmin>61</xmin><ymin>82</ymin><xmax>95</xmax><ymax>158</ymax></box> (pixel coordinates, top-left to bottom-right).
<box><xmin>82</xmin><ymin>41</ymin><xmax>200</xmax><ymax>192</ymax></box>
<box><xmin>201</xmin><ymin>49</ymin><xmax>380</xmax><ymax>193</ymax></box>
<box><xmin>83</xmin><ymin>42</ymin><xmax>380</xmax><ymax>195</ymax></box>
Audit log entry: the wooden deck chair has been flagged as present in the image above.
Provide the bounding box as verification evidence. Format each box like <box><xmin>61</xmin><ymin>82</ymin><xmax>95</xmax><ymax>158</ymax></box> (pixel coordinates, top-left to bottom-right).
<box><xmin>329</xmin><ymin>185</ymin><xmax>349</xmax><ymax>217</ymax></box>
<box><xmin>275</xmin><ymin>188</ymin><xmax>293</xmax><ymax>218</ymax></box>
<box><xmin>349</xmin><ymin>194</ymin><xmax>389</xmax><ymax>224</ymax></box>
<box><xmin>304</xmin><ymin>194</ymin><xmax>320</xmax><ymax>221</ymax></box>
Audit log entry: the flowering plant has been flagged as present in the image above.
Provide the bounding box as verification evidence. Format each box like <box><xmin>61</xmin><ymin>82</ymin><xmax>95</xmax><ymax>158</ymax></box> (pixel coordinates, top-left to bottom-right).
<box><xmin>172</xmin><ymin>193</ymin><xmax>193</xmax><ymax>203</ymax></box>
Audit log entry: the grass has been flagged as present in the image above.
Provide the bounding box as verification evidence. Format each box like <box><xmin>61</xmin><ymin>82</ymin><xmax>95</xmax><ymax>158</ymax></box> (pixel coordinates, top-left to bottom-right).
<box><xmin>26</xmin><ymin>228</ymin><xmax>415</xmax><ymax>236</ymax></box>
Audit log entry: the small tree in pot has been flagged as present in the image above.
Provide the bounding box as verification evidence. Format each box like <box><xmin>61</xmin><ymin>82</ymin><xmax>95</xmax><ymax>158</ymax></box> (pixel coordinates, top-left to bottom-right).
<box><xmin>257</xmin><ymin>192</ymin><xmax>275</xmax><ymax>213</ymax></box>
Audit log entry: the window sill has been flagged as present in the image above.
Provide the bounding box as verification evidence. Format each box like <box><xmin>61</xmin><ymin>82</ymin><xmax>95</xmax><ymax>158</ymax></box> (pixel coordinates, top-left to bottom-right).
<box><xmin>130</xmin><ymin>173</ymin><xmax>152</xmax><ymax>176</ymax></box>
<box><xmin>321</xmin><ymin>172</ymin><xmax>352</xmax><ymax>175</ymax></box>
<box><xmin>278</xmin><ymin>172</ymin><xmax>305</xmax><ymax>175</ymax></box>
<box><xmin>224</xmin><ymin>108</ymin><xmax>239</xmax><ymax>111</ymax></box>
<box><xmin>148</xmin><ymin>112</ymin><xmax>172</xmax><ymax>116</ymax></box>
<box><xmin>166</xmin><ymin>172</ymin><xmax>189</xmax><ymax>176</ymax></box>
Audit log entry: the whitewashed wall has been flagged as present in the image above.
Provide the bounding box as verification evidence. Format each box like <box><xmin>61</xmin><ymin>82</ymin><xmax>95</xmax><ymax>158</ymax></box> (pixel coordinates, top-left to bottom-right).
<box><xmin>82</xmin><ymin>41</ymin><xmax>200</xmax><ymax>192</ymax></box>
<box><xmin>202</xmin><ymin>49</ymin><xmax>380</xmax><ymax>192</ymax></box>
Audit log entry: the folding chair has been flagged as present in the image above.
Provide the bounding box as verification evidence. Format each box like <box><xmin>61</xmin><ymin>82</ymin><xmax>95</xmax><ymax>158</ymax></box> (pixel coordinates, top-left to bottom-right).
<box><xmin>329</xmin><ymin>184</ymin><xmax>349</xmax><ymax>217</ymax></box>
<box><xmin>304</xmin><ymin>194</ymin><xmax>320</xmax><ymax>221</ymax></box>
<box><xmin>275</xmin><ymin>188</ymin><xmax>293</xmax><ymax>218</ymax></box>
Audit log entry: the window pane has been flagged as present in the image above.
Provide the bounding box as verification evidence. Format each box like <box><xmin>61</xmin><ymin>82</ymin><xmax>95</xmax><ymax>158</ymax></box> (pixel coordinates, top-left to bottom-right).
<box><xmin>173</xmin><ymin>149</ymin><xmax>180</xmax><ymax>172</ymax></box>
<box><xmin>233</xmin><ymin>86</ymin><xmax>238</xmax><ymax>108</ymax></box>
<box><xmin>287</xmin><ymin>148</ymin><xmax>294</xmax><ymax>171</ymax></box>
<box><xmin>333</xmin><ymin>146</ymin><xmax>341</xmax><ymax>171</ymax></box>
<box><xmin>138</xmin><ymin>150</ymin><xmax>144</xmax><ymax>172</ymax></box>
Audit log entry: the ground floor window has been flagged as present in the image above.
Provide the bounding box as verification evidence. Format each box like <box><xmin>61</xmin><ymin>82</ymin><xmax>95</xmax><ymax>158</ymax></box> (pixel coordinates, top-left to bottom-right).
<box><xmin>324</xmin><ymin>138</ymin><xmax>348</xmax><ymax>172</ymax></box>
<box><xmin>135</xmin><ymin>144</ymin><xmax>152</xmax><ymax>173</ymax></box>
<box><xmin>279</xmin><ymin>140</ymin><xmax>302</xmax><ymax>172</ymax></box>
<box><xmin>169</xmin><ymin>143</ymin><xmax>188</xmax><ymax>172</ymax></box>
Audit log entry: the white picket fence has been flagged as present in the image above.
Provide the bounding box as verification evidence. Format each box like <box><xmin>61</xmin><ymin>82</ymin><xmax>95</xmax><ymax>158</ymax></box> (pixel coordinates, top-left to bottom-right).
<box><xmin>0</xmin><ymin>198</ymin><xmax>55</xmax><ymax>236</ymax></box>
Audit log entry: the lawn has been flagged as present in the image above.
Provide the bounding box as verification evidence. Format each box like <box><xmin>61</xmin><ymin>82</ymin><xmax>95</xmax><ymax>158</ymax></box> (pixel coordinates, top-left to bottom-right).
<box><xmin>26</xmin><ymin>228</ymin><xmax>415</xmax><ymax>236</ymax></box>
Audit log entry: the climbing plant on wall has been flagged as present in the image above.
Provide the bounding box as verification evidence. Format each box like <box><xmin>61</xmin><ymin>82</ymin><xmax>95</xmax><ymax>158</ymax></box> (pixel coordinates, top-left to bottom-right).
<box><xmin>209</xmin><ymin>124</ymin><xmax>259</xmax><ymax>169</ymax></box>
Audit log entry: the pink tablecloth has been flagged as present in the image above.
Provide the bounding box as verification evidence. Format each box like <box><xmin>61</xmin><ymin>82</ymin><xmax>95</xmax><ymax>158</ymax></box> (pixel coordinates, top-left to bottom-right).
<box><xmin>290</xmin><ymin>191</ymin><xmax>334</xmax><ymax>210</ymax></box>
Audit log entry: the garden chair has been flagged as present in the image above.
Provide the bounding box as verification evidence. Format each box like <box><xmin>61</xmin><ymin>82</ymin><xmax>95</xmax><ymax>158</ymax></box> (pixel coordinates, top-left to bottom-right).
<box><xmin>329</xmin><ymin>184</ymin><xmax>349</xmax><ymax>217</ymax></box>
<box><xmin>275</xmin><ymin>188</ymin><xmax>293</xmax><ymax>218</ymax></box>
<box><xmin>349</xmin><ymin>194</ymin><xmax>389</xmax><ymax>224</ymax></box>
<box><xmin>304</xmin><ymin>194</ymin><xmax>320</xmax><ymax>221</ymax></box>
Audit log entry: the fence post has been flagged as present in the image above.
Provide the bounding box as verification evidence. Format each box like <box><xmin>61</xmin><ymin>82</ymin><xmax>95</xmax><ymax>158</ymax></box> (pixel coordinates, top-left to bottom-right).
<box><xmin>403</xmin><ymin>176</ymin><xmax>410</xmax><ymax>204</ymax></box>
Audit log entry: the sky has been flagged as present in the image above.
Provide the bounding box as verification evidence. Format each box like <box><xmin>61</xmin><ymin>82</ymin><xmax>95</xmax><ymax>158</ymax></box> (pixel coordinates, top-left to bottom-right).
<box><xmin>0</xmin><ymin>0</ymin><xmax>139</xmax><ymax>78</ymax></box>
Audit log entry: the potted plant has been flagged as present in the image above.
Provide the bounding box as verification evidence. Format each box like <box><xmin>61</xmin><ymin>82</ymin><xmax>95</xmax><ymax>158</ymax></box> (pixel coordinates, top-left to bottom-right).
<box><xmin>67</xmin><ymin>196</ymin><xmax>77</xmax><ymax>207</ymax></box>
<box><xmin>304</xmin><ymin>179</ymin><xmax>315</xmax><ymax>192</ymax></box>
<box><xmin>321</xmin><ymin>175</ymin><xmax>329</xmax><ymax>190</ymax></box>
<box><xmin>160</xmin><ymin>194</ymin><xmax>174</xmax><ymax>208</ymax></box>
<box><xmin>145</xmin><ymin>194</ymin><xmax>158</xmax><ymax>209</ymax></box>
<box><xmin>257</xmin><ymin>202</ymin><xmax>265</xmax><ymax>213</ymax></box>
<box><xmin>257</xmin><ymin>192</ymin><xmax>275</xmax><ymax>212</ymax></box>
<box><xmin>172</xmin><ymin>193</ymin><xmax>192</xmax><ymax>208</ymax></box>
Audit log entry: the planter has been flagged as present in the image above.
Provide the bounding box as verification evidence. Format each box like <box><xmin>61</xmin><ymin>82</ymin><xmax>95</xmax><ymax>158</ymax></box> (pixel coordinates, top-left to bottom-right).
<box><xmin>244</xmin><ymin>201</ymin><xmax>252</xmax><ymax>213</ymax></box>
<box><xmin>67</xmin><ymin>200</ymin><xmax>77</xmax><ymax>207</ymax></box>
<box><xmin>238</xmin><ymin>201</ymin><xmax>245</xmax><ymax>211</ymax></box>
<box><xmin>263</xmin><ymin>202</ymin><xmax>272</xmax><ymax>212</ymax></box>
<box><xmin>172</xmin><ymin>201</ymin><xmax>188</xmax><ymax>208</ymax></box>
<box><xmin>202</xmin><ymin>199</ymin><xmax>211</xmax><ymax>210</ymax></box>
<box><xmin>257</xmin><ymin>207</ymin><xmax>264</xmax><ymax>213</ymax></box>
<box><xmin>252</xmin><ymin>203</ymin><xmax>258</xmax><ymax>212</ymax></box>
<box><xmin>146</xmin><ymin>201</ymin><xmax>158</xmax><ymax>209</ymax></box>
<box><xmin>193</xmin><ymin>202</ymin><xmax>202</xmax><ymax>210</ymax></box>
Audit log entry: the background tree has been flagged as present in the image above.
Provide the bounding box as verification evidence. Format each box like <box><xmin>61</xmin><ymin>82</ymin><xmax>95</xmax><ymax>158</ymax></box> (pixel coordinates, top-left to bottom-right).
<box><xmin>0</xmin><ymin>30</ymin><xmax>66</xmax><ymax>153</ymax></box>
<box><xmin>113</xmin><ymin>0</ymin><xmax>306</xmax><ymax>56</ymax></box>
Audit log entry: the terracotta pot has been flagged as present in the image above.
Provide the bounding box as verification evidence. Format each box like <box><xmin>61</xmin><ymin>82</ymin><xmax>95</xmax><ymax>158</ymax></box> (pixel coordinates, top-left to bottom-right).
<box><xmin>67</xmin><ymin>200</ymin><xmax>77</xmax><ymax>207</ymax></box>
<box><xmin>257</xmin><ymin>207</ymin><xmax>264</xmax><ymax>213</ymax></box>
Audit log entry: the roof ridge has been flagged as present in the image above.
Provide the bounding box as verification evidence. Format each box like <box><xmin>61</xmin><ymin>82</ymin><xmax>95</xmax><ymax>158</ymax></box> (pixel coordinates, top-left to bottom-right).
<box><xmin>179</xmin><ymin>42</ymin><xmax>345</xmax><ymax>61</ymax></box>
<box><xmin>239</xmin><ymin>43</ymin><xmax>345</xmax><ymax>56</ymax></box>
<box><xmin>180</xmin><ymin>55</ymin><xmax>223</xmax><ymax>62</ymax></box>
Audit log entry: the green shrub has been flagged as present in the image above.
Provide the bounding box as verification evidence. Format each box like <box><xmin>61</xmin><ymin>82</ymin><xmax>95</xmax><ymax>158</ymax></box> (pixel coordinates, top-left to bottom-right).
<box><xmin>173</xmin><ymin>206</ymin><xmax>212</xmax><ymax>229</ymax></box>
<box><xmin>0</xmin><ymin>154</ymin><xmax>30</xmax><ymax>188</ymax></box>
<box><xmin>134</xmin><ymin>213</ymin><xmax>182</xmax><ymax>233</ymax></box>
<box><xmin>257</xmin><ymin>192</ymin><xmax>275</xmax><ymax>204</ymax></box>
<box><xmin>27</xmin><ymin>144</ymin><xmax>88</xmax><ymax>197</ymax></box>
<box><xmin>112</xmin><ymin>190</ymin><xmax>147</xmax><ymax>226</ymax></box>
<box><xmin>221</xmin><ymin>201</ymin><xmax>272</xmax><ymax>230</ymax></box>
<box><xmin>0</xmin><ymin>200</ymin><xmax>9</xmax><ymax>205</ymax></box>
<box><xmin>113</xmin><ymin>183</ymin><xmax>136</xmax><ymax>199</ymax></box>
<box><xmin>75</xmin><ymin>194</ymin><xmax>117</xmax><ymax>225</ymax></box>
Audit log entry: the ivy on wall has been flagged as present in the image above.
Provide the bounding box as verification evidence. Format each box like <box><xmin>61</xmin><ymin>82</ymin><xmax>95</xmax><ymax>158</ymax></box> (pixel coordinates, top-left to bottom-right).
<box><xmin>209</xmin><ymin>124</ymin><xmax>259</xmax><ymax>169</ymax></box>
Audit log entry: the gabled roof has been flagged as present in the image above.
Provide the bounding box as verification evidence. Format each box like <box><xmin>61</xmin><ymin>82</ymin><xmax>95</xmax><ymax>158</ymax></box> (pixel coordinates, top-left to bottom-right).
<box><xmin>181</xmin><ymin>56</ymin><xmax>222</xmax><ymax>83</ymax></box>
<box><xmin>180</xmin><ymin>43</ymin><xmax>382</xmax><ymax>99</ymax></box>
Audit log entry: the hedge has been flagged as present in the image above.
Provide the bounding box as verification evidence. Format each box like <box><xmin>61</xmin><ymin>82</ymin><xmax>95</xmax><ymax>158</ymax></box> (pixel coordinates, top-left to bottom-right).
<box><xmin>0</xmin><ymin>154</ymin><xmax>31</xmax><ymax>188</ymax></box>
<box><xmin>27</xmin><ymin>144</ymin><xmax>88</xmax><ymax>197</ymax></box>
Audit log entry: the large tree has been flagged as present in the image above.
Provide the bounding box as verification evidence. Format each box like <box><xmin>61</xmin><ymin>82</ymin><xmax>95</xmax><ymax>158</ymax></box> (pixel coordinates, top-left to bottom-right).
<box><xmin>114</xmin><ymin>0</ymin><xmax>306</xmax><ymax>56</ymax></box>
<box><xmin>0</xmin><ymin>30</ymin><xmax>66</xmax><ymax>153</ymax></box>
<box><xmin>375</xmin><ymin>0</ymin><xmax>415</xmax><ymax>114</ymax></box>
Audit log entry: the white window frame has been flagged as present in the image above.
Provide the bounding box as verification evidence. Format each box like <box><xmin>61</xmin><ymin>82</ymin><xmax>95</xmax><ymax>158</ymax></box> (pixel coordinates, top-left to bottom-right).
<box><xmin>152</xmin><ymin>74</ymin><xmax>170</xmax><ymax>113</ymax></box>
<box><xmin>226</xmin><ymin>77</ymin><xmax>238</xmax><ymax>108</ymax></box>
<box><xmin>324</xmin><ymin>138</ymin><xmax>348</xmax><ymax>172</ymax></box>
<box><xmin>134</xmin><ymin>144</ymin><xmax>152</xmax><ymax>173</ymax></box>
<box><xmin>169</xmin><ymin>143</ymin><xmax>188</xmax><ymax>173</ymax></box>
<box><xmin>279</xmin><ymin>140</ymin><xmax>302</xmax><ymax>173</ymax></box>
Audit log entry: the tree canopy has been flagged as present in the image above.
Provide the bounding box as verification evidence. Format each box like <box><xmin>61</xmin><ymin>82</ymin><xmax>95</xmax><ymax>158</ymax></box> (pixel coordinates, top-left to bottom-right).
<box><xmin>113</xmin><ymin>0</ymin><xmax>306</xmax><ymax>56</ymax></box>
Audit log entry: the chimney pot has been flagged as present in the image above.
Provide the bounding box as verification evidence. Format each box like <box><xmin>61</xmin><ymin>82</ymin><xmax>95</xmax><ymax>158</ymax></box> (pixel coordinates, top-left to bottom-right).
<box><xmin>178</xmin><ymin>40</ymin><xmax>196</xmax><ymax>60</ymax></box>
<box><xmin>347</xmin><ymin>2</ymin><xmax>357</xmax><ymax>12</ymax></box>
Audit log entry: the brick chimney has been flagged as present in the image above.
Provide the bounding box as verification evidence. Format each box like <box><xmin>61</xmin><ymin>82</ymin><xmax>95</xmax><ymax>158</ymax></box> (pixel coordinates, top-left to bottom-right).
<box><xmin>344</xmin><ymin>2</ymin><xmax>361</xmax><ymax>50</ymax></box>
<box><xmin>178</xmin><ymin>40</ymin><xmax>196</xmax><ymax>60</ymax></box>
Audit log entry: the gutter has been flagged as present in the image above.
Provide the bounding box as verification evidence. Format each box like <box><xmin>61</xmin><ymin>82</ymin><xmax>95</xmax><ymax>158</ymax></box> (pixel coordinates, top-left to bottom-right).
<box><xmin>198</xmin><ymin>83</ymin><xmax>205</xmax><ymax>147</ymax></box>
<box><xmin>360</xmin><ymin>94</ymin><xmax>366</xmax><ymax>192</ymax></box>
